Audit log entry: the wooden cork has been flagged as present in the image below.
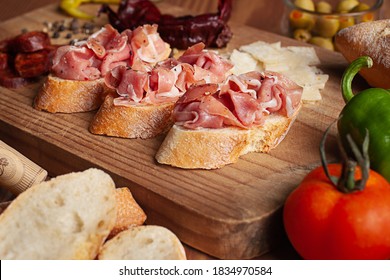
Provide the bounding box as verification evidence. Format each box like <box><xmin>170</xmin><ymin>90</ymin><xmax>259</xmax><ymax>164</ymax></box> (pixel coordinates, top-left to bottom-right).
<box><xmin>0</xmin><ymin>141</ymin><xmax>48</xmax><ymax>195</ymax></box>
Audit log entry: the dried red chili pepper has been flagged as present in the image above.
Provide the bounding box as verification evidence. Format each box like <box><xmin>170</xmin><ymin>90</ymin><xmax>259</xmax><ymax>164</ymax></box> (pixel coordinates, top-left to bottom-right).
<box><xmin>99</xmin><ymin>0</ymin><xmax>233</xmax><ymax>49</ymax></box>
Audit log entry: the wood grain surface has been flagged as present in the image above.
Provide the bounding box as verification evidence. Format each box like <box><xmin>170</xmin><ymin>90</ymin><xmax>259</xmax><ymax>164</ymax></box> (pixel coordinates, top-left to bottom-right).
<box><xmin>0</xmin><ymin>2</ymin><xmax>371</xmax><ymax>259</ymax></box>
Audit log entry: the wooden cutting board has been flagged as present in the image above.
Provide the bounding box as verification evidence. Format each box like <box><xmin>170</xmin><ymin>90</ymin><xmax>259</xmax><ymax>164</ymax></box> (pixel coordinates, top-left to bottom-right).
<box><xmin>0</xmin><ymin>3</ymin><xmax>364</xmax><ymax>259</ymax></box>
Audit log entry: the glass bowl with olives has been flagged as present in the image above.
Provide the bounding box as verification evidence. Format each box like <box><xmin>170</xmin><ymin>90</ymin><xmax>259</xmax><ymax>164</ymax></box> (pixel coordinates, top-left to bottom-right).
<box><xmin>282</xmin><ymin>0</ymin><xmax>383</xmax><ymax>51</ymax></box>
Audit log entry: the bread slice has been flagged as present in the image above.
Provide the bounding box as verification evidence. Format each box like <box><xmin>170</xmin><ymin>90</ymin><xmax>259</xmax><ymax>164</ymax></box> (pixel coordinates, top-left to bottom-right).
<box><xmin>98</xmin><ymin>225</ymin><xmax>187</xmax><ymax>260</ymax></box>
<box><xmin>335</xmin><ymin>19</ymin><xmax>390</xmax><ymax>89</ymax></box>
<box><xmin>33</xmin><ymin>74</ymin><xmax>114</xmax><ymax>113</ymax></box>
<box><xmin>89</xmin><ymin>94</ymin><xmax>175</xmax><ymax>139</ymax></box>
<box><xmin>0</xmin><ymin>168</ymin><xmax>117</xmax><ymax>260</ymax></box>
<box><xmin>156</xmin><ymin>107</ymin><xmax>301</xmax><ymax>169</ymax></box>
<box><xmin>109</xmin><ymin>187</ymin><xmax>147</xmax><ymax>239</ymax></box>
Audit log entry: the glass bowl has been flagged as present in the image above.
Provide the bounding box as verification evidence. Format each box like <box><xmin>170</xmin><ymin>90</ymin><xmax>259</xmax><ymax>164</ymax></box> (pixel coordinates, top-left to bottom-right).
<box><xmin>281</xmin><ymin>0</ymin><xmax>383</xmax><ymax>51</ymax></box>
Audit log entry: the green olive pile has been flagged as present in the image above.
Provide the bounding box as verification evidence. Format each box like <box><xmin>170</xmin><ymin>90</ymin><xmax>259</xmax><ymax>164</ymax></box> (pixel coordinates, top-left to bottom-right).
<box><xmin>289</xmin><ymin>0</ymin><xmax>375</xmax><ymax>50</ymax></box>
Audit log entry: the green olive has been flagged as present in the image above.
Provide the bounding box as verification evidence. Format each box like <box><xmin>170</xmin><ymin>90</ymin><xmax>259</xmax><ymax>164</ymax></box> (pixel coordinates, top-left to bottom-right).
<box><xmin>289</xmin><ymin>10</ymin><xmax>315</xmax><ymax>30</ymax></box>
<box><xmin>293</xmin><ymin>28</ymin><xmax>312</xmax><ymax>42</ymax></box>
<box><xmin>314</xmin><ymin>16</ymin><xmax>340</xmax><ymax>38</ymax></box>
<box><xmin>361</xmin><ymin>12</ymin><xmax>375</xmax><ymax>22</ymax></box>
<box><xmin>336</xmin><ymin>0</ymin><xmax>360</xmax><ymax>13</ymax></box>
<box><xmin>315</xmin><ymin>1</ymin><xmax>332</xmax><ymax>14</ymax></box>
<box><xmin>351</xmin><ymin>3</ymin><xmax>371</xmax><ymax>12</ymax></box>
<box><xmin>309</xmin><ymin>36</ymin><xmax>335</xmax><ymax>51</ymax></box>
<box><xmin>294</xmin><ymin>0</ymin><xmax>315</xmax><ymax>11</ymax></box>
<box><xmin>339</xmin><ymin>16</ymin><xmax>355</xmax><ymax>30</ymax></box>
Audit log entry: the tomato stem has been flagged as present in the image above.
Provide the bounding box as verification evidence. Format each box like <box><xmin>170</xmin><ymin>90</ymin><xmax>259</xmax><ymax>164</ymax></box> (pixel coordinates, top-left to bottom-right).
<box><xmin>320</xmin><ymin>123</ymin><xmax>339</xmax><ymax>186</ymax></box>
<box><xmin>320</xmin><ymin>123</ymin><xmax>370</xmax><ymax>193</ymax></box>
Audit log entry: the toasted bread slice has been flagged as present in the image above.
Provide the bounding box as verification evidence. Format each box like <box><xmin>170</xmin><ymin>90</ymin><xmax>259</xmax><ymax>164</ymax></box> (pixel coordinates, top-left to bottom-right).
<box><xmin>156</xmin><ymin>107</ymin><xmax>301</xmax><ymax>169</ymax></box>
<box><xmin>98</xmin><ymin>225</ymin><xmax>187</xmax><ymax>260</ymax></box>
<box><xmin>0</xmin><ymin>168</ymin><xmax>117</xmax><ymax>260</ymax></box>
<box><xmin>109</xmin><ymin>187</ymin><xmax>147</xmax><ymax>239</ymax></box>
<box><xmin>33</xmin><ymin>74</ymin><xmax>114</xmax><ymax>113</ymax></box>
<box><xmin>89</xmin><ymin>94</ymin><xmax>175</xmax><ymax>139</ymax></box>
<box><xmin>335</xmin><ymin>19</ymin><xmax>390</xmax><ymax>89</ymax></box>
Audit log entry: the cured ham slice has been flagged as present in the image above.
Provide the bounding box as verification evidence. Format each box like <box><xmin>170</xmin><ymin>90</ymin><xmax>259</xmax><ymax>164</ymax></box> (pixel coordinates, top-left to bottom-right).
<box><xmin>51</xmin><ymin>46</ymin><xmax>101</xmax><ymax>81</ymax></box>
<box><xmin>173</xmin><ymin>71</ymin><xmax>303</xmax><ymax>129</ymax></box>
<box><xmin>106</xmin><ymin>42</ymin><xmax>233</xmax><ymax>105</ymax></box>
<box><xmin>130</xmin><ymin>24</ymin><xmax>172</xmax><ymax>71</ymax></box>
<box><xmin>178</xmin><ymin>42</ymin><xmax>233</xmax><ymax>83</ymax></box>
<box><xmin>51</xmin><ymin>24</ymin><xmax>171</xmax><ymax>81</ymax></box>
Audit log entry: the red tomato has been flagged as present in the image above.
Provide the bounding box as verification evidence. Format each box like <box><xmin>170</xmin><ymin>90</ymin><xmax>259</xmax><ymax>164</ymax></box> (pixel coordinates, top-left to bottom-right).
<box><xmin>283</xmin><ymin>163</ymin><xmax>390</xmax><ymax>260</ymax></box>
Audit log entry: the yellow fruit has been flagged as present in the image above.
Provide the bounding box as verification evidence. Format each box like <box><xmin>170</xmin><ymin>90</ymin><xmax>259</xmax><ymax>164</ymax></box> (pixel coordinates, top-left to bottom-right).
<box><xmin>309</xmin><ymin>36</ymin><xmax>335</xmax><ymax>51</ymax></box>
<box><xmin>314</xmin><ymin>16</ymin><xmax>340</xmax><ymax>38</ymax></box>
<box><xmin>294</xmin><ymin>0</ymin><xmax>315</xmax><ymax>11</ymax></box>
<box><xmin>336</xmin><ymin>0</ymin><xmax>359</xmax><ymax>13</ymax></box>
<box><xmin>293</xmin><ymin>29</ymin><xmax>312</xmax><ymax>42</ymax></box>
<box><xmin>289</xmin><ymin>10</ymin><xmax>315</xmax><ymax>30</ymax></box>
<box><xmin>351</xmin><ymin>3</ymin><xmax>371</xmax><ymax>12</ymax></box>
<box><xmin>339</xmin><ymin>16</ymin><xmax>355</xmax><ymax>30</ymax></box>
<box><xmin>315</xmin><ymin>1</ymin><xmax>332</xmax><ymax>14</ymax></box>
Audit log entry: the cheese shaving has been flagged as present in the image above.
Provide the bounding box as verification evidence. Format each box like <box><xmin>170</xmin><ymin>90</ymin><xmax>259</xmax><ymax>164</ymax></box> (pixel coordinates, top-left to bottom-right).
<box><xmin>229</xmin><ymin>41</ymin><xmax>329</xmax><ymax>102</ymax></box>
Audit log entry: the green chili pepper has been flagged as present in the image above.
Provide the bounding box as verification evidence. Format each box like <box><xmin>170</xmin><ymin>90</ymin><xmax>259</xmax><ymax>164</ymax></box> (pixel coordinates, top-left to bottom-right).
<box><xmin>337</xmin><ymin>56</ymin><xmax>390</xmax><ymax>182</ymax></box>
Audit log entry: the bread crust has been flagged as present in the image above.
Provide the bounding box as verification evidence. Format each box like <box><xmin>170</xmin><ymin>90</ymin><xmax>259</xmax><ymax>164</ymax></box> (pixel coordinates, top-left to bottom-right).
<box><xmin>98</xmin><ymin>225</ymin><xmax>187</xmax><ymax>260</ymax></box>
<box><xmin>34</xmin><ymin>74</ymin><xmax>114</xmax><ymax>113</ymax></box>
<box><xmin>335</xmin><ymin>19</ymin><xmax>390</xmax><ymax>89</ymax></box>
<box><xmin>89</xmin><ymin>94</ymin><xmax>175</xmax><ymax>139</ymax></box>
<box><xmin>109</xmin><ymin>187</ymin><xmax>147</xmax><ymax>239</ymax></box>
<box><xmin>156</xmin><ymin>106</ymin><xmax>301</xmax><ymax>169</ymax></box>
<box><xmin>0</xmin><ymin>168</ymin><xmax>117</xmax><ymax>260</ymax></box>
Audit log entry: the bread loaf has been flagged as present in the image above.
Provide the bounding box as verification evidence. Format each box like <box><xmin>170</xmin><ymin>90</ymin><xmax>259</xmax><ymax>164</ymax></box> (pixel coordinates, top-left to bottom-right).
<box><xmin>34</xmin><ymin>75</ymin><xmax>114</xmax><ymax>113</ymax></box>
<box><xmin>98</xmin><ymin>225</ymin><xmax>187</xmax><ymax>260</ymax></box>
<box><xmin>156</xmin><ymin>109</ymin><xmax>300</xmax><ymax>169</ymax></box>
<box><xmin>335</xmin><ymin>19</ymin><xmax>390</xmax><ymax>89</ymax></box>
<box><xmin>109</xmin><ymin>187</ymin><xmax>147</xmax><ymax>238</ymax></box>
<box><xmin>89</xmin><ymin>94</ymin><xmax>175</xmax><ymax>139</ymax></box>
<box><xmin>0</xmin><ymin>168</ymin><xmax>116</xmax><ymax>260</ymax></box>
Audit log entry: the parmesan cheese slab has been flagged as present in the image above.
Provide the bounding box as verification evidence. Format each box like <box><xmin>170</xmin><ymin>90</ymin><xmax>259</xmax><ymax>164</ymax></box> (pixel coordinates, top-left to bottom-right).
<box><xmin>230</xmin><ymin>49</ymin><xmax>263</xmax><ymax>75</ymax></box>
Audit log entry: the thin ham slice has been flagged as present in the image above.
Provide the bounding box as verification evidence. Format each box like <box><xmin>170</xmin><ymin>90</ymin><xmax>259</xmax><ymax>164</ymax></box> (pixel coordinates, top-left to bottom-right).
<box><xmin>173</xmin><ymin>71</ymin><xmax>303</xmax><ymax>129</ymax></box>
<box><xmin>178</xmin><ymin>42</ymin><xmax>233</xmax><ymax>84</ymax></box>
<box><xmin>174</xmin><ymin>84</ymin><xmax>245</xmax><ymax>129</ymax></box>
<box><xmin>86</xmin><ymin>24</ymin><xmax>120</xmax><ymax>59</ymax></box>
<box><xmin>106</xmin><ymin>43</ymin><xmax>233</xmax><ymax>105</ymax></box>
<box><xmin>51</xmin><ymin>24</ymin><xmax>171</xmax><ymax>81</ymax></box>
<box><xmin>105</xmin><ymin>65</ymin><xmax>149</xmax><ymax>103</ymax></box>
<box><xmin>258</xmin><ymin>71</ymin><xmax>303</xmax><ymax>117</ymax></box>
<box><xmin>51</xmin><ymin>45</ymin><xmax>101</xmax><ymax>81</ymax></box>
<box><xmin>107</xmin><ymin>64</ymin><xmax>180</xmax><ymax>105</ymax></box>
<box><xmin>130</xmin><ymin>24</ymin><xmax>171</xmax><ymax>71</ymax></box>
<box><xmin>100</xmin><ymin>32</ymin><xmax>131</xmax><ymax>75</ymax></box>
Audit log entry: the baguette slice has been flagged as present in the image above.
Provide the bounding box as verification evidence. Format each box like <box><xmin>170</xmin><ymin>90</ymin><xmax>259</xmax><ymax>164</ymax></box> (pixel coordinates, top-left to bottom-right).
<box><xmin>89</xmin><ymin>94</ymin><xmax>175</xmax><ymax>139</ymax></box>
<box><xmin>34</xmin><ymin>74</ymin><xmax>114</xmax><ymax>113</ymax></box>
<box><xmin>335</xmin><ymin>19</ymin><xmax>390</xmax><ymax>89</ymax></box>
<box><xmin>98</xmin><ymin>225</ymin><xmax>187</xmax><ymax>260</ymax></box>
<box><xmin>0</xmin><ymin>168</ymin><xmax>116</xmax><ymax>260</ymax></box>
<box><xmin>156</xmin><ymin>107</ymin><xmax>301</xmax><ymax>169</ymax></box>
<box><xmin>109</xmin><ymin>187</ymin><xmax>147</xmax><ymax>239</ymax></box>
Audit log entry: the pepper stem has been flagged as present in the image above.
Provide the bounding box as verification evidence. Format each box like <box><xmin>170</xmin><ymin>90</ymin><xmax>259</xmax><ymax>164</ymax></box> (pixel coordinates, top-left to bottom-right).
<box><xmin>320</xmin><ymin>122</ymin><xmax>370</xmax><ymax>193</ymax></box>
<box><xmin>341</xmin><ymin>56</ymin><xmax>373</xmax><ymax>103</ymax></box>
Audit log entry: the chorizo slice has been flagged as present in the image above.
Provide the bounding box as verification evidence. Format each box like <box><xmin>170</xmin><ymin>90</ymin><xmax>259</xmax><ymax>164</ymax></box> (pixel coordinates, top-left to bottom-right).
<box><xmin>10</xmin><ymin>31</ymin><xmax>51</xmax><ymax>53</ymax></box>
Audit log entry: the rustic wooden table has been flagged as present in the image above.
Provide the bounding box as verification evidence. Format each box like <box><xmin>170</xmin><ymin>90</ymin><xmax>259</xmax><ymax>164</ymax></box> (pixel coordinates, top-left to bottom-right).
<box><xmin>0</xmin><ymin>0</ymin><xmax>388</xmax><ymax>261</ymax></box>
